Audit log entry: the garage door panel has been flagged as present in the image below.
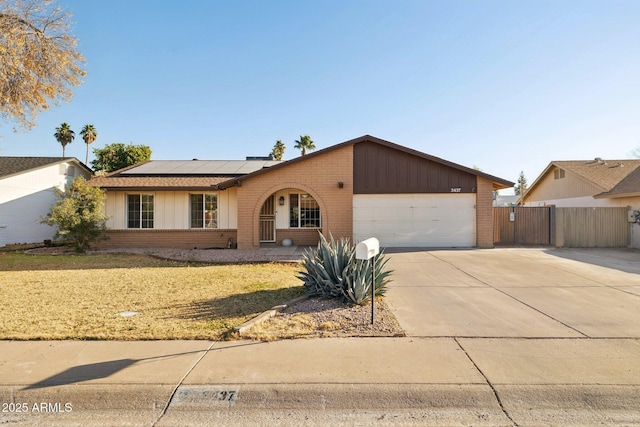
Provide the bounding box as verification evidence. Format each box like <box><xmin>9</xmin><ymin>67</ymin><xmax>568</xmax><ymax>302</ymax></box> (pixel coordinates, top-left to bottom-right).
<box><xmin>353</xmin><ymin>194</ymin><xmax>475</xmax><ymax>247</ymax></box>
<box><xmin>354</xmin><ymin>207</ymin><xmax>440</xmax><ymax>221</ymax></box>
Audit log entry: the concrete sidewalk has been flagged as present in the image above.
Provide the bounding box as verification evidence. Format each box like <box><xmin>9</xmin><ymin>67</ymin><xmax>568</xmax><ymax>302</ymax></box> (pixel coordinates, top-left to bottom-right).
<box><xmin>1</xmin><ymin>337</ymin><xmax>640</xmax><ymax>426</ymax></box>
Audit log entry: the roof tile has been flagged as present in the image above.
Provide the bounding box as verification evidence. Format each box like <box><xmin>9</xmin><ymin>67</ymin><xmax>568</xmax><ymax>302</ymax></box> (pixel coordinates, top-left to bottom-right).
<box><xmin>87</xmin><ymin>176</ymin><xmax>230</xmax><ymax>189</ymax></box>
<box><xmin>0</xmin><ymin>157</ymin><xmax>73</xmax><ymax>179</ymax></box>
<box><xmin>553</xmin><ymin>159</ymin><xmax>640</xmax><ymax>192</ymax></box>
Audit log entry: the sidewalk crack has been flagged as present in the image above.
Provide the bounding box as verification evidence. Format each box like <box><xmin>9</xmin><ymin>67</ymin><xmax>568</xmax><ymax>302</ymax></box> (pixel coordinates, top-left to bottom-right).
<box><xmin>454</xmin><ymin>337</ymin><xmax>518</xmax><ymax>427</ymax></box>
<box><xmin>151</xmin><ymin>341</ymin><xmax>218</xmax><ymax>426</ymax></box>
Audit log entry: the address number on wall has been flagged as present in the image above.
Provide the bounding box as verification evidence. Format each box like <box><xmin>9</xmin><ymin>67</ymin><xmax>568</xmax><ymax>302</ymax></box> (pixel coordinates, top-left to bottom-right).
<box><xmin>450</xmin><ymin>188</ymin><xmax>462</xmax><ymax>193</ymax></box>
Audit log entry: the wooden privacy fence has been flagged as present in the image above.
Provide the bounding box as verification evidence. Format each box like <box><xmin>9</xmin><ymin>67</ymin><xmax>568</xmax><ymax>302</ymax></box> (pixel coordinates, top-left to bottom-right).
<box><xmin>494</xmin><ymin>206</ymin><xmax>552</xmax><ymax>246</ymax></box>
<box><xmin>555</xmin><ymin>207</ymin><xmax>629</xmax><ymax>247</ymax></box>
<box><xmin>494</xmin><ymin>206</ymin><xmax>630</xmax><ymax>247</ymax></box>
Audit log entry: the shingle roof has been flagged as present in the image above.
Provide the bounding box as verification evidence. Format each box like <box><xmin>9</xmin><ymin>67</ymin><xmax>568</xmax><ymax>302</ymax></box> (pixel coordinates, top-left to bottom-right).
<box><xmin>0</xmin><ymin>157</ymin><xmax>75</xmax><ymax>179</ymax></box>
<box><xmin>552</xmin><ymin>159</ymin><xmax>640</xmax><ymax>192</ymax></box>
<box><xmin>524</xmin><ymin>158</ymin><xmax>640</xmax><ymax>201</ymax></box>
<box><xmin>86</xmin><ymin>176</ymin><xmax>230</xmax><ymax>190</ymax></box>
<box><xmin>87</xmin><ymin>159</ymin><xmax>280</xmax><ymax>190</ymax></box>
<box><xmin>595</xmin><ymin>166</ymin><xmax>640</xmax><ymax>198</ymax></box>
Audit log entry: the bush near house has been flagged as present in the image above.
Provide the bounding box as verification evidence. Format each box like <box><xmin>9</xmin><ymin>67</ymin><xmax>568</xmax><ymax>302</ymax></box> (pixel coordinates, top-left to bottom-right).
<box><xmin>298</xmin><ymin>233</ymin><xmax>392</xmax><ymax>304</ymax></box>
<box><xmin>42</xmin><ymin>177</ymin><xmax>108</xmax><ymax>252</ymax></box>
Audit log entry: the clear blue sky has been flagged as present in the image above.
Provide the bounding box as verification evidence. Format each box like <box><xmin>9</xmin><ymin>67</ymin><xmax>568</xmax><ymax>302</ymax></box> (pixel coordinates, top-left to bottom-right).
<box><xmin>2</xmin><ymin>0</ymin><xmax>639</xmax><ymax>194</ymax></box>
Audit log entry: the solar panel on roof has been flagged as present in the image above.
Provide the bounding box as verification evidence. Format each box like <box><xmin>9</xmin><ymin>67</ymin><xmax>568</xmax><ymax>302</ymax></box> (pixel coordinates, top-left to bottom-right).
<box><xmin>121</xmin><ymin>160</ymin><xmax>281</xmax><ymax>175</ymax></box>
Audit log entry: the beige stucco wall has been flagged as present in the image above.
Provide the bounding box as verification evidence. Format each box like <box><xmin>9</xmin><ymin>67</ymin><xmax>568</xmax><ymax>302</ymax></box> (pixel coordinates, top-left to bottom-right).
<box><xmin>524</xmin><ymin>195</ymin><xmax>639</xmax><ymax>209</ymax></box>
<box><xmin>527</xmin><ymin>168</ymin><xmax>602</xmax><ymax>202</ymax></box>
<box><xmin>235</xmin><ymin>145</ymin><xmax>354</xmax><ymax>249</ymax></box>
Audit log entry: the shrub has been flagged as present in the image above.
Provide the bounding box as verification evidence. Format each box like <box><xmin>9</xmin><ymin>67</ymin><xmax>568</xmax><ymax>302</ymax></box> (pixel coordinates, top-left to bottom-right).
<box><xmin>298</xmin><ymin>233</ymin><xmax>393</xmax><ymax>305</ymax></box>
<box><xmin>42</xmin><ymin>177</ymin><xmax>108</xmax><ymax>253</ymax></box>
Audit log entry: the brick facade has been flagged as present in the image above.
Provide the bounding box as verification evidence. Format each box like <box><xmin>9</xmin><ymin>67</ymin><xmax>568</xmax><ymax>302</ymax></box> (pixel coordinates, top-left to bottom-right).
<box><xmin>236</xmin><ymin>145</ymin><xmax>354</xmax><ymax>249</ymax></box>
<box><xmin>100</xmin><ymin>229</ymin><xmax>237</xmax><ymax>249</ymax></box>
<box><xmin>274</xmin><ymin>228</ymin><xmax>323</xmax><ymax>246</ymax></box>
<box><xmin>475</xmin><ymin>177</ymin><xmax>495</xmax><ymax>248</ymax></box>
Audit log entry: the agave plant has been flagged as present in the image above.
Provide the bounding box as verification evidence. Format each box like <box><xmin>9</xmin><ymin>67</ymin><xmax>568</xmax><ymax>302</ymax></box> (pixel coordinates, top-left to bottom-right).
<box><xmin>298</xmin><ymin>233</ymin><xmax>352</xmax><ymax>299</ymax></box>
<box><xmin>298</xmin><ymin>233</ymin><xmax>393</xmax><ymax>305</ymax></box>
<box><xmin>345</xmin><ymin>259</ymin><xmax>370</xmax><ymax>304</ymax></box>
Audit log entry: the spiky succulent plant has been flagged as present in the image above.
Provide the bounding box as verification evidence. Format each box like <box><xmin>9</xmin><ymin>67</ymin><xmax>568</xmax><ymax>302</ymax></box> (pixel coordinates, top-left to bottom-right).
<box><xmin>298</xmin><ymin>233</ymin><xmax>393</xmax><ymax>305</ymax></box>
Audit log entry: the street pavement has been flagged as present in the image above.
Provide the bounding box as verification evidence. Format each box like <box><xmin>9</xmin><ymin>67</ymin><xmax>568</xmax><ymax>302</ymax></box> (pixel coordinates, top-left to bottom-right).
<box><xmin>1</xmin><ymin>247</ymin><xmax>640</xmax><ymax>426</ymax></box>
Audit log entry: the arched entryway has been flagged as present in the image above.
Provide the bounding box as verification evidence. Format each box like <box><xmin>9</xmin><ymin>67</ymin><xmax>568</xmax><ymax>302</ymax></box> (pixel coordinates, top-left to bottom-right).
<box><xmin>258</xmin><ymin>188</ymin><xmax>323</xmax><ymax>245</ymax></box>
<box><xmin>259</xmin><ymin>194</ymin><xmax>276</xmax><ymax>242</ymax></box>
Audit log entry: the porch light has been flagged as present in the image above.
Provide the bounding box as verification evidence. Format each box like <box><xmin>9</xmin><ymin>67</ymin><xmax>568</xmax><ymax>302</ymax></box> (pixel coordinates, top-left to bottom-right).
<box><xmin>279</xmin><ymin>196</ymin><xmax>285</xmax><ymax>205</ymax></box>
<box><xmin>338</xmin><ymin>181</ymin><xmax>344</xmax><ymax>188</ymax></box>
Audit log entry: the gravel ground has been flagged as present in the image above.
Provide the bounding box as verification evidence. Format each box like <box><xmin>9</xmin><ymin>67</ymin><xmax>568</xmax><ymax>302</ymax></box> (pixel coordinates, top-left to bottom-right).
<box><xmin>25</xmin><ymin>246</ymin><xmax>307</xmax><ymax>262</ymax></box>
<box><xmin>281</xmin><ymin>296</ymin><xmax>406</xmax><ymax>337</ymax></box>
<box><xmin>91</xmin><ymin>247</ymin><xmax>308</xmax><ymax>263</ymax></box>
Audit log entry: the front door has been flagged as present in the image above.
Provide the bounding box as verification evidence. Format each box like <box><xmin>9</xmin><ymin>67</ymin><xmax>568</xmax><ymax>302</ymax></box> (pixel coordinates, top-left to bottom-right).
<box><xmin>259</xmin><ymin>195</ymin><xmax>276</xmax><ymax>243</ymax></box>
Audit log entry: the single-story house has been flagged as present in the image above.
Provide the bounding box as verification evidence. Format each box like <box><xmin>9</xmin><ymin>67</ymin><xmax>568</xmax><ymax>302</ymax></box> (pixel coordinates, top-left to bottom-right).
<box><xmin>88</xmin><ymin>135</ymin><xmax>513</xmax><ymax>249</ymax></box>
<box><xmin>0</xmin><ymin>157</ymin><xmax>93</xmax><ymax>246</ymax></box>
<box><xmin>521</xmin><ymin>159</ymin><xmax>640</xmax><ymax>209</ymax></box>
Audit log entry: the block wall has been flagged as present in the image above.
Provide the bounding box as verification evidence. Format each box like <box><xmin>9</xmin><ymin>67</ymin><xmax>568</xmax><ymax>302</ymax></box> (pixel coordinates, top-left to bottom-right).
<box><xmin>98</xmin><ymin>229</ymin><xmax>237</xmax><ymax>249</ymax></box>
<box><xmin>476</xmin><ymin>176</ymin><xmax>495</xmax><ymax>248</ymax></box>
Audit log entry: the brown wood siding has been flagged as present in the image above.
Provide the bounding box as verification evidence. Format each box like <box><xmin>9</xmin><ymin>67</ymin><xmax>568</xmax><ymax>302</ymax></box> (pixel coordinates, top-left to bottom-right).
<box><xmin>353</xmin><ymin>141</ymin><xmax>476</xmax><ymax>194</ymax></box>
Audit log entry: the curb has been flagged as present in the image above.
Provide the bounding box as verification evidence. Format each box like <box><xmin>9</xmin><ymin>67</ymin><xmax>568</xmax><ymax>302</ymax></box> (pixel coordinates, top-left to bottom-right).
<box><xmin>234</xmin><ymin>295</ymin><xmax>308</xmax><ymax>335</ymax></box>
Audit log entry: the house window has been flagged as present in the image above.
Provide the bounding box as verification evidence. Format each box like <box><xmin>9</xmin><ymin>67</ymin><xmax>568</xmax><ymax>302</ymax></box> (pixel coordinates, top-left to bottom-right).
<box><xmin>289</xmin><ymin>193</ymin><xmax>321</xmax><ymax>228</ymax></box>
<box><xmin>554</xmin><ymin>169</ymin><xmax>565</xmax><ymax>179</ymax></box>
<box><xmin>127</xmin><ymin>194</ymin><xmax>154</xmax><ymax>228</ymax></box>
<box><xmin>190</xmin><ymin>194</ymin><xmax>218</xmax><ymax>228</ymax></box>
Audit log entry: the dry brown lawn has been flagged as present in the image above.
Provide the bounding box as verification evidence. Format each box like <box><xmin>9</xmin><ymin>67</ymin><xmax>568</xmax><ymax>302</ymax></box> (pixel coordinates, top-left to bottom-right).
<box><xmin>0</xmin><ymin>252</ymin><xmax>303</xmax><ymax>340</ymax></box>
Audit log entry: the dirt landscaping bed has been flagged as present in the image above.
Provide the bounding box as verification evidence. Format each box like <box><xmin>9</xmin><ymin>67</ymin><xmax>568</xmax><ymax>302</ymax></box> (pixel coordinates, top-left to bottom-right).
<box><xmin>240</xmin><ymin>296</ymin><xmax>405</xmax><ymax>341</ymax></box>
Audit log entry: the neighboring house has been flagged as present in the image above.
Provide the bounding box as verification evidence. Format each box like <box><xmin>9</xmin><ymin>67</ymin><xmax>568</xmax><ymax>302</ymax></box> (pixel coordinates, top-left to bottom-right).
<box><xmin>522</xmin><ymin>158</ymin><xmax>640</xmax><ymax>249</ymax></box>
<box><xmin>88</xmin><ymin>135</ymin><xmax>513</xmax><ymax>249</ymax></box>
<box><xmin>521</xmin><ymin>159</ymin><xmax>640</xmax><ymax>208</ymax></box>
<box><xmin>0</xmin><ymin>157</ymin><xmax>93</xmax><ymax>246</ymax></box>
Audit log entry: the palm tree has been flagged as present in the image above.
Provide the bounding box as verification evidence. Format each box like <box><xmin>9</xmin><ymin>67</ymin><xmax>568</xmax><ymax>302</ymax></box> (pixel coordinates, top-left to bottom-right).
<box><xmin>80</xmin><ymin>124</ymin><xmax>98</xmax><ymax>165</ymax></box>
<box><xmin>294</xmin><ymin>135</ymin><xmax>315</xmax><ymax>156</ymax></box>
<box><xmin>54</xmin><ymin>123</ymin><xmax>75</xmax><ymax>157</ymax></box>
<box><xmin>271</xmin><ymin>140</ymin><xmax>286</xmax><ymax>160</ymax></box>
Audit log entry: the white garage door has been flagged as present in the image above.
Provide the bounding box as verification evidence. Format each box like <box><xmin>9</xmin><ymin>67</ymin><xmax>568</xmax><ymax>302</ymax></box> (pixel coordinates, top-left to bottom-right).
<box><xmin>353</xmin><ymin>194</ymin><xmax>476</xmax><ymax>247</ymax></box>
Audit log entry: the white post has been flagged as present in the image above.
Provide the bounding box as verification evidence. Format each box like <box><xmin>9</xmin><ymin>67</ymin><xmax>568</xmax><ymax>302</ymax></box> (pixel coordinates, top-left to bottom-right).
<box><xmin>355</xmin><ymin>238</ymin><xmax>380</xmax><ymax>325</ymax></box>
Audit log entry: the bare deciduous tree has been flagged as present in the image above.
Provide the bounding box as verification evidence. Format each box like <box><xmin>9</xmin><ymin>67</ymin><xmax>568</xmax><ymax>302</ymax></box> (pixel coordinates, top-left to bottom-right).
<box><xmin>0</xmin><ymin>0</ymin><xmax>85</xmax><ymax>130</ymax></box>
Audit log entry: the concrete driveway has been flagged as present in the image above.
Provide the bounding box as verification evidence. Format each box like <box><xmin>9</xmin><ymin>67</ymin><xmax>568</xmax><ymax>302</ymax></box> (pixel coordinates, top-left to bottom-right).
<box><xmin>385</xmin><ymin>247</ymin><xmax>640</xmax><ymax>338</ymax></box>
